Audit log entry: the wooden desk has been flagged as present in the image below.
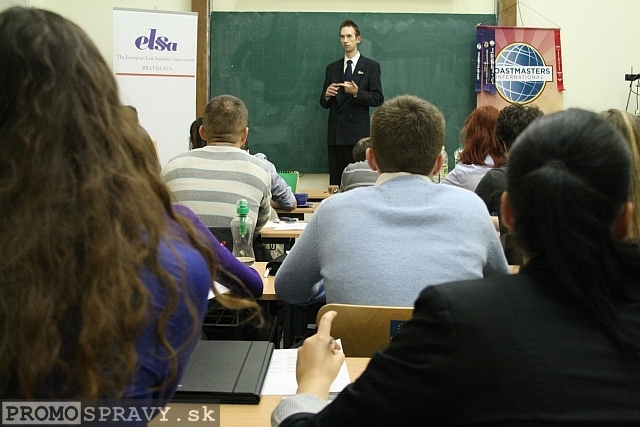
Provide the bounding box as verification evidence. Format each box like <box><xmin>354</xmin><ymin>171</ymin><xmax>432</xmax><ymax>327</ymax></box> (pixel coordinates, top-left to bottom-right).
<box><xmin>300</xmin><ymin>189</ymin><xmax>333</xmax><ymax>202</ymax></box>
<box><xmin>150</xmin><ymin>358</ymin><xmax>370</xmax><ymax>427</ymax></box>
<box><xmin>260</xmin><ymin>223</ymin><xmax>306</xmax><ymax>252</ymax></box>
<box><xmin>253</xmin><ymin>262</ymin><xmax>519</xmax><ymax>300</ymax></box>
<box><xmin>275</xmin><ymin>203</ymin><xmax>317</xmax><ymax>220</ymax></box>
<box><xmin>259</xmin><ymin>223</ymin><xmax>306</xmax><ymax>240</ymax></box>
<box><xmin>252</xmin><ymin>262</ymin><xmax>275</xmax><ymax>300</ymax></box>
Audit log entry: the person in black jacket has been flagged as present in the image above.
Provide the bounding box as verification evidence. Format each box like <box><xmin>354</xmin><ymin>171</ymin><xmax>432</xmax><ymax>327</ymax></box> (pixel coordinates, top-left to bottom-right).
<box><xmin>475</xmin><ymin>103</ymin><xmax>543</xmax><ymax>215</ymax></box>
<box><xmin>320</xmin><ymin>19</ymin><xmax>383</xmax><ymax>185</ymax></box>
<box><xmin>272</xmin><ymin>108</ymin><xmax>640</xmax><ymax>427</ymax></box>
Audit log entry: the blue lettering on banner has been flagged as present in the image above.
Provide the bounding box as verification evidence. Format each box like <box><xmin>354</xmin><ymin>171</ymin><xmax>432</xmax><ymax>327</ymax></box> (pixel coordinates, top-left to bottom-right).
<box><xmin>135</xmin><ymin>29</ymin><xmax>178</xmax><ymax>52</ymax></box>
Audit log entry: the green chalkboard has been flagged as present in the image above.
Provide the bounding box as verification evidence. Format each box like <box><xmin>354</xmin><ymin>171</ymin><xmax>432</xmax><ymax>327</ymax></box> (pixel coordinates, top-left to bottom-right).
<box><xmin>210</xmin><ymin>12</ymin><xmax>495</xmax><ymax>173</ymax></box>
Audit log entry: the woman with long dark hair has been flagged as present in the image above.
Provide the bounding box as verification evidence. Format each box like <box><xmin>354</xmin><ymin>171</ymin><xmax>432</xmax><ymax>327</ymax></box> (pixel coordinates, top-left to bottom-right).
<box><xmin>0</xmin><ymin>7</ymin><xmax>261</xmax><ymax>402</ymax></box>
<box><xmin>272</xmin><ymin>109</ymin><xmax>640</xmax><ymax>426</ymax></box>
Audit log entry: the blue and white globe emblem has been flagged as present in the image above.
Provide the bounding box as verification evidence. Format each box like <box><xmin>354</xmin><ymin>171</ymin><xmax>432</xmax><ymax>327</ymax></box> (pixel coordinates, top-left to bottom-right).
<box><xmin>495</xmin><ymin>43</ymin><xmax>547</xmax><ymax>104</ymax></box>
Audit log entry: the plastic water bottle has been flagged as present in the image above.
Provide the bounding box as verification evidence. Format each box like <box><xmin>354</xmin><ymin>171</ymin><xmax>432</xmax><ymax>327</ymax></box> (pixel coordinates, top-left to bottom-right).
<box><xmin>231</xmin><ymin>199</ymin><xmax>255</xmax><ymax>266</ymax></box>
<box><xmin>454</xmin><ymin>143</ymin><xmax>463</xmax><ymax>164</ymax></box>
<box><xmin>439</xmin><ymin>146</ymin><xmax>449</xmax><ymax>183</ymax></box>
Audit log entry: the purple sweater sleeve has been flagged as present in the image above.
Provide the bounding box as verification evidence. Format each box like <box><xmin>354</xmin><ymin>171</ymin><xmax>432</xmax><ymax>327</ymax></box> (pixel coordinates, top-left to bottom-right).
<box><xmin>172</xmin><ymin>204</ymin><xmax>263</xmax><ymax>297</ymax></box>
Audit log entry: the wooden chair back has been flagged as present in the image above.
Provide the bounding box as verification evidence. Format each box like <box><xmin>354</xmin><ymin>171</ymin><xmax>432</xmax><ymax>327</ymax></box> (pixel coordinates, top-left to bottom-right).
<box><xmin>316</xmin><ymin>303</ymin><xmax>413</xmax><ymax>357</ymax></box>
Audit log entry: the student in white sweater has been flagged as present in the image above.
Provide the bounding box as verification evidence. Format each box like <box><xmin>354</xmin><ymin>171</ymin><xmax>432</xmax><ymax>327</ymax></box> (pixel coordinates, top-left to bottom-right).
<box><xmin>275</xmin><ymin>95</ymin><xmax>508</xmax><ymax>307</ymax></box>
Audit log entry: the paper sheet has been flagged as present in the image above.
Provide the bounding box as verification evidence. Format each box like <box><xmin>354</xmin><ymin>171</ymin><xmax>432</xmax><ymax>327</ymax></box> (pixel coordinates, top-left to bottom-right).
<box><xmin>207</xmin><ymin>281</ymin><xmax>231</xmax><ymax>300</ymax></box>
<box><xmin>273</xmin><ymin>222</ymin><xmax>307</xmax><ymax>231</ymax></box>
<box><xmin>260</xmin><ymin>347</ymin><xmax>351</xmax><ymax>396</ymax></box>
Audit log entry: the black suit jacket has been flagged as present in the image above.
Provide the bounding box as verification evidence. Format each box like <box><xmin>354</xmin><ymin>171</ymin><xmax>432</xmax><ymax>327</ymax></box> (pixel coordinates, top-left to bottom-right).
<box><xmin>280</xmin><ymin>256</ymin><xmax>640</xmax><ymax>426</ymax></box>
<box><xmin>319</xmin><ymin>55</ymin><xmax>383</xmax><ymax>146</ymax></box>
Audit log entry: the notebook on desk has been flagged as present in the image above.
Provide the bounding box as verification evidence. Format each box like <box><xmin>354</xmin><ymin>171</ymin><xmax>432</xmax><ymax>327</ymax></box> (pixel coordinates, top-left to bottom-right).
<box><xmin>173</xmin><ymin>340</ymin><xmax>275</xmax><ymax>404</ymax></box>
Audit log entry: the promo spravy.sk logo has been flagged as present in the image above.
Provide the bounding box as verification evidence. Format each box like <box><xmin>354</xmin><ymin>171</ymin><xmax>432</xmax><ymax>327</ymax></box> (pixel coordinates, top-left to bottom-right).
<box><xmin>134</xmin><ymin>29</ymin><xmax>177</xmax><ymax>52</ymax></box>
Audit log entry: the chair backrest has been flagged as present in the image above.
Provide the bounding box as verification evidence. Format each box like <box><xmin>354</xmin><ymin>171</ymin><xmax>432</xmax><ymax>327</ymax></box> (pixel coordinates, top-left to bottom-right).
<box><xmin>277</xmin><ymin>170</ymin><xmax>299</xmax><ymax>193</ymax></box>
<box><xmin>316</xmin><ymin>303</ymin><xmax>413</xmax><ymax>357</ymax></box>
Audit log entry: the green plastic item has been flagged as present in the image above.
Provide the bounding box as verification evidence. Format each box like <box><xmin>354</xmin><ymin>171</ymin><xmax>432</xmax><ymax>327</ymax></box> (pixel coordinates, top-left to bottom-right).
<box><xmin>277</xmin><ymin>170</ymin><xmax>299</xmax><ymax>193</ymax></box>
<box><xmin>236</xmin><ymin>199</ymin><xmax>249</xmax><ymax>236</ymax></box>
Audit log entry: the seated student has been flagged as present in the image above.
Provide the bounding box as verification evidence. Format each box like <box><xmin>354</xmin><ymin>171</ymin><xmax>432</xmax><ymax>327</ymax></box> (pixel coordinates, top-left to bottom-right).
<box><xmin>475</xmin><ymin>104</ymin><xmax>544</xmax><ymax>215</ymax></box>
<box><xmin>244</xmin><ymin>140</ymin><xmax>297</xmax><ymax>212</ymax></box>
<box><xmin>442</xmin><ymin>105</ymin><xmax>506</xmax><ymax>191</ymax></box>
<box><xmin>274</xmin><ymin>95</ymin><xmax>508</xmax><ymax>307</ymax></box>
<box><xmin>162</xmin><ymin>95</ymin><xmax>272</xmax><ymax>231</ymax></box>
<box><xmin>131</xmin><ymin>116</ymin><xmax>264</xmax><ymax>297</ymax></box>
<box><xmin>272</xmin><ymin>108</ymin><xmax>640</xmax><ymax>427</ymax></box>
<box><xmin>601</xmin><ymin>109</ymin><xmax>640</xmax><ymax>243</ymax></box>
<box><xmin>0</xmin><ymin>7</ymin><xmax>262</xmax><ymax>403</ymax></box>
<box><xmin>340</xmin><ymin>137</ymin><xmax>378</xmax><ymax>191</ymax></box>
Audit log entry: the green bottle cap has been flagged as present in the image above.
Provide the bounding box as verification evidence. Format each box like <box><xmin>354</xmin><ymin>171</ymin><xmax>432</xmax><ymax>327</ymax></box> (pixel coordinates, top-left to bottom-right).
<box><xmin>236</xmin><ymin>199</ymin><xmax>249</xmax><ymax>216</ymax></box>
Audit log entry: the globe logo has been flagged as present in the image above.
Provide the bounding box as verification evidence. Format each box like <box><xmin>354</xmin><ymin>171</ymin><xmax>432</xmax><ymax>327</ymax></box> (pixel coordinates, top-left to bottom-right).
<box><xmin>495</xmin><ymin>43</ymin><xmax>551</xmax><ymax>104</ymax></box>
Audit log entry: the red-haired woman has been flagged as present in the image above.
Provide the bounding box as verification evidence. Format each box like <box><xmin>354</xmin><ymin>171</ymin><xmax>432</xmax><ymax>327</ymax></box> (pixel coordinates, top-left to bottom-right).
<box><xmin>442</xmin><ymin>105</ymin><xmax>506</xmax><ymax>191</ymax></box>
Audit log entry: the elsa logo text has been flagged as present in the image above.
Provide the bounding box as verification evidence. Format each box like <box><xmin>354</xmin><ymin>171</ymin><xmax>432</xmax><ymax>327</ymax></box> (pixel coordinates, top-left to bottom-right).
<box><xmin>135</xmin><ymin>29</ymin><xmax>177</xmax><ymax>51</ymax></box>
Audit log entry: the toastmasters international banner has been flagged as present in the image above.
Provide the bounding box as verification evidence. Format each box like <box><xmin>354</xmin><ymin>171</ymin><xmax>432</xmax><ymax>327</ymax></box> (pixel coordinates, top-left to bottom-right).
<box><xmin>476</xmin><ymin>26</ymin><xmax>564</xmax><ymax>113</ymax></box>
<box><xmin>113</xmin><ymin>8</ymin><xmax>197</xmax><ymax>166</ymax></box>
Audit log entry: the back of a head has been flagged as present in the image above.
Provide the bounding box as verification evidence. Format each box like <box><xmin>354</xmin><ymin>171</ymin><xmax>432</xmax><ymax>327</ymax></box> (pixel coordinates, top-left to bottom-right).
<box><xmin>507</xmin><ymin>108</ymin><xmax>640</xmax><ymax>355</ymax></box>
<box><xmin>370</xmin><ymin>95</ymin><xmax>445</xmax><ymax>175</ymax></box>
<box><xmin>202</xmin><ymin>95</ymin><xmax>248</xmax><ymax>143</ymax></box>
<box><xmin>189</xmin><ymin>117</ymin><xmax>206</xmax><ymax>150</ymax></box>
<box><xmin>459</xmin><ymin>105</ymin><xmax>505</xmax><ymax>166</ymax></box>
<box><xmin>495</xmin><ymin>104</ymin><xmax>544</xmax><ymax>151</ymax></box>
<box><xmin>508</xmin><ymin>108</ymin><xmax>631</xmax><ymax>257</ymax></box>
<box><xmin>352</xmin><ymin>137</ymin><xmax>371</xmax><ymax>162</ymax></box>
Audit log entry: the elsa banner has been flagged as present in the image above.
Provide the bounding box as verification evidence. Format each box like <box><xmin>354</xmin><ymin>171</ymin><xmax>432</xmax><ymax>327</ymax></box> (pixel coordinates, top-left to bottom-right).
<box><xmin>113</xmin><ymin>8</ymin><xmax>198</xmax><ymax>166</ymax></box>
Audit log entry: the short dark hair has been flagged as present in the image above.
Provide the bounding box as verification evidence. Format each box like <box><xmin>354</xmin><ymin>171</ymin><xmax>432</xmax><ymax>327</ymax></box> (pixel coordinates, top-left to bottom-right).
<box><xmin>189</xmin><ymin>117</ymin><xmax>206</xmax><ymax>150</ymax></box>
<box><xmin>495</xmin><ymin>104</ymin><xmax>543</xmax><ymax>150</ymax></box>
<box><xmin>352</xmin><ymin>137</ymin><xmax>371</xmax><ymax>162</ymax></box>
<box><xmin>370</xmin><ymin>95</ymin><xmax>445</xmax><ymax>175</ymax></box>
<box><xmin>202</xmin><ymin>95</ymin><xmax>248</xmax><ymax>144</ymax></box>
<box><xmin>340</xmin><ymin>19</ymin><xmax>360</xmax><ymax>37</ymax></box>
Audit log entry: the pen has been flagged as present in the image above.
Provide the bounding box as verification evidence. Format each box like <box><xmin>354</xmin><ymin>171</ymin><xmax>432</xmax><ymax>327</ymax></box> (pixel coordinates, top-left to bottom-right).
<box><xmin>263</xmin><ymin>268</ymin><xmax>271</xmax><ymax>278</ymax></box>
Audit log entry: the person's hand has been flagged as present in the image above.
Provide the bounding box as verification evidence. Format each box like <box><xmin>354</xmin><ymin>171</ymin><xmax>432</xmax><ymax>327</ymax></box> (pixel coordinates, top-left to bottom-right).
<box><xmin>325</xmin><ymin>83</ymin><xmax>339</xmax><ymax>99</ymax></box>
<box><xmin>296</xmin><ymin>310</ymin><xmax>345</xmax><ymax>399</ymax></box>
<box><xmin>338</xmin><ymin>81</ymin><xmax>358</xmax><ymax>96</ymax></box>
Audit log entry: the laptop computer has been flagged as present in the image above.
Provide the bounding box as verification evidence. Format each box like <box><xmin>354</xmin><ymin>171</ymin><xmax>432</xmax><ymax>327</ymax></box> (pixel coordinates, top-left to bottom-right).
<box><xmin>173</xmin><ymin>340</ymin><xmax>275</xmax><ymax>404</ymax></box>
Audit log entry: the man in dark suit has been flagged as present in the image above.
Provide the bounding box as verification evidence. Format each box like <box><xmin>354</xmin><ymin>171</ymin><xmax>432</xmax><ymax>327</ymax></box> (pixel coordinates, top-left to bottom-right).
<box><xmin>320</xmin><ymin>20</ymin><xmax>384</xmax><ymax>185</ymax></box>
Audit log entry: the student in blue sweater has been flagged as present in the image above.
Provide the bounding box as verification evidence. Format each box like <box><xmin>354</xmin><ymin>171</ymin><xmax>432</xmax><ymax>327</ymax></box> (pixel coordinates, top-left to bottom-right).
<box><xmin>0</xmin><ymin>7</ymin><xmax>261</xmax><ymax>407</ymax></box>
<box><xmin>275</xmin><ymin>95</ymin><xmax>508</xmax><ymax>307</ymax></box>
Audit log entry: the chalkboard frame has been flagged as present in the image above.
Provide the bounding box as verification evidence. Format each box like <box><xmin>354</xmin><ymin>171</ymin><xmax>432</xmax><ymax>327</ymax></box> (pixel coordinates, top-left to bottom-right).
<box><xmin>210</xmin><ymin>12</ymin><xmax>496</xmax><ymax>173</ymax></box>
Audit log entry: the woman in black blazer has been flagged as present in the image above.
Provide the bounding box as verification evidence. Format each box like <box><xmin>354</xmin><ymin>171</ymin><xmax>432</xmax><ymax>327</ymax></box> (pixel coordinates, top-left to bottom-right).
<box><xmin>272</xmin><ymin>108</ymin><xmax>640</xmax><ymax>426</ymax></box>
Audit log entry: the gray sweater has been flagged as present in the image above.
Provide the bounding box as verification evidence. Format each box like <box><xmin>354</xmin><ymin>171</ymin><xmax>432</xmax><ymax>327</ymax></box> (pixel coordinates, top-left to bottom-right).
<box><xmin>275</xmin><ymin>173</ymin><xmax>508</xmax><ymax>307</ymax></box>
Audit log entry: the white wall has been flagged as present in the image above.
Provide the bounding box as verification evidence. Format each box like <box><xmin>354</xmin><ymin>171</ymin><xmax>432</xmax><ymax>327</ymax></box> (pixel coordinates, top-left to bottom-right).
<box><xmin>517</xmin><ymin>1</ymin><xmax>638</xmax><ymax>113</ymax></box>
<box><xmin>15</xmin><ymin>0</ymin><xmax>637</xmax><ymax>113</ymax></box>
<box><xmin>209</xmin><ymin>0</ymin><xmax>495</xmax><ymax>14</ymax></box>
<box><xmin>5</xmin><ymin>0</ymin><xmax>637</xmax><ymax>187</ymax></box>
<box><xmin>24</xmin><ymin>0</ymin><xmax>192</xmax><ymax>69</ymax></box>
